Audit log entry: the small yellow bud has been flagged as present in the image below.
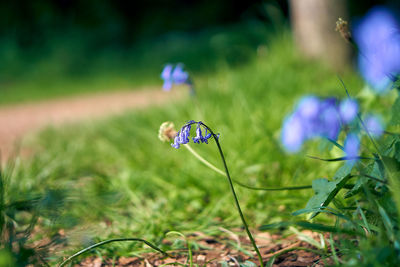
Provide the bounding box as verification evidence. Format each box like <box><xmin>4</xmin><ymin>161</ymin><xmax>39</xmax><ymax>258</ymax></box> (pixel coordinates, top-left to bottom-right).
<box><xmin>158</xmin><ymin>122</ymin><xmax>178</xmax><ymax>142</ymax></box>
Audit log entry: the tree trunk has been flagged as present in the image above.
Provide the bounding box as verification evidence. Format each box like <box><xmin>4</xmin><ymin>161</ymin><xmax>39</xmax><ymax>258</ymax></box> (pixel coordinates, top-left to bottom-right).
<box><xmin>289</xmin><ymin>0</ymin><xmax>351</xmax><ymax>71</ymax></box>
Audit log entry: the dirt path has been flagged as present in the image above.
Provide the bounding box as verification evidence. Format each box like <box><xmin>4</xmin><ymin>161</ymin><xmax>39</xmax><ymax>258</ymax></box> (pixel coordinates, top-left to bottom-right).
<box><xmin>0</xmin><ymin>87</ymin><xmax>184</xmax><ymax>159</ymax></box>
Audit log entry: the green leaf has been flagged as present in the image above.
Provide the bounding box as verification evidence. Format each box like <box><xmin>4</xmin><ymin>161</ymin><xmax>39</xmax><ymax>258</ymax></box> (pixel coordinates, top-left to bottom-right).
<box><xmin>371</xmin><ymin>161</ymin><xmax>384</xmax><ymax>179</ymax></box>
<box><xmin>380</xmin><ymin>156</ymin><xmax>400</xmax><ymax>219</ymax></box>
<box><xmin>301</xmin><ymin>173</ymin><xmax>352</xmax><ymax>219</ymax></box>
<box><xmin>334</xmin><ymin>164</ymin><xmax>353</xmax><ymax>180</ymax></box>
<box><xmin>377</xmin><ymin>203</ymin><xmax>396</xmax><ymax>243</ymax></box>
<box><xmin>393</xmin><ymin>78</ymin><xmax>400</xmax><ymax>90</ymax></box>
<box><xmin>305</xmin><ymin>178</ymin><xmax>336</xmax><ymax>210</ymax></box>
<box><xmin>382</xmin><ymin>135</ymin><xmax>398</xmax><ymax>156</ymax></box>
<box><xmin>345</xmin><ymin>161</ymin><xmax>382</xmax><ymax>198</ymax></box>
<box><xmin>259</xmin><ymin>221</ymin><xmax>291</xmax><ymax>230</ymax></box>
<box><xmin>390</xmin><ymin>95</ymin><xmax>400</xmax><ymax>126</ymax></box>
<box><xmin>266</xmin><ymin>256</ymin><xmax>276</xmax><ymax>267</ymax></box>
<box><xmin>344</xmin><ymin>177</ymin><xmax>367</xmax><ymax>198</ymax></box>
<box><xmin>382</xmin><ymin>156</ymin><xmax>400</xmax><ymax>173</ymax></box>
<box><xmin>259</xmin><ymin>220</ymin><xmax>364</xmax><ymax>236</ymax></box>
<box><xmin>395</xmin><ymin>142</ymin><xmax>400</xmax><ymax>162</ymax></box>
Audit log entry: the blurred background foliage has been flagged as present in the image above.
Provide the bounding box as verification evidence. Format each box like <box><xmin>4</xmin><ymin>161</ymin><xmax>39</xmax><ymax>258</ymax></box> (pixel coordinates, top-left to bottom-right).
<box><xmin>1</xmin><ymin>0</ymin><xmax>400</xmax><ymax>265</ymax></box>
<box><xmin>0</xmin><ymin>0</ymin><xmax>399</xmax><ymax>104</ymax></box>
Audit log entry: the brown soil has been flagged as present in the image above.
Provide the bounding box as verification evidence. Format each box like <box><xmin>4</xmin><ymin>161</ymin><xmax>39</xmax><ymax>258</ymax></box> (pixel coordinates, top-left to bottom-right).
<box><xmin>0</xmin><ymin>88</ymin><xmax>184</xmax><ymax>159</ymax></box>
<box><xmin>68</xmin><ymin>230</ymin><xmax>332</xmax><ymax>267</ymax></box>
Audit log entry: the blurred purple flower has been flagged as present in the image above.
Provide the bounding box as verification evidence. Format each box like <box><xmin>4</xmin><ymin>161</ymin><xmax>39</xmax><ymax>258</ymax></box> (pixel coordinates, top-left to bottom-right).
<box><xmin>161</xmin><ymin>63</ymin><xmax>190</xmax><ymax>91</ymax></box>
<box><xmin>172</xmin><ymin>64</ymin><xmax>189</xmax><ymax>83</ymax></box>
<box><xmin>161</xmin><ymin>64</ymin><xmax>174</xmax><ymax>91</ymax></box>
<box><xmin>297</xmin><ymin>96</ymin><xmax>320</xmax><ymax>119</ymax></box>
<box><xmin>319</xmin><ymin>98</ymin><xmax>341</xmax><ymax>140</ymax></box>
<box><xmin>364</xmin><ymin>114</ymin><xmax>384</xmax><ymax>137</ymax></box>
<box><xmin>281</xmin><ymin>96</ymin><xmax>343</xmax><ymax>153</ymax></box>
<box><xmin>344</xmin><ymin>133</ymin><xmax>360</xmax><ymax>165</ymax></box>
<box><xmin>353</xmin><ymin>6</ymin><xmax>400</xmax><ymax>93</ymax></box>
<box><xmin>320</xmin><ymin>106</ymin><xmax>341</xmax><ymax>140</ymax></box>
<box><xmin>339</xmin><ymin>99</ymin><xmax>359</xmax><ymax>123</ymax></box>
<box><xmin>281</xmin><ymin>114</ymin><xmax>305</xmax><ymax>153</ymax></box>
<box><xmin>281</xmin><ymin>96</ymin><xmax>363</xmax><ymax>153</ymax></box>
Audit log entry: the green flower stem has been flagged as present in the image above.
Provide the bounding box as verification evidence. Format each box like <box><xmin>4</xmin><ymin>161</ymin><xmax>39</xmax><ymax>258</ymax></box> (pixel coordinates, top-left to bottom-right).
<box><xmin>184</xmin><ymin>144</ymin><xmax>226</xmax><ymax>176</ymax></box>
<box><xmin>184</xmin><ymin>144</ymin><xmax>311</xmax><ymax>191</ymax></box>
<box><xmin>198</xmin><ymin>122</ymin><xmax>264</xmax><ymax>267</ymax></box>
<box><xmin>59</xmin><ymin>238</ymin><xmax>169</xmax><ymax>267</ymax></box>
<box><xmin>213</xmin><ymin>137</ymin><xmax>265</xmax><ymax>267</ymax></box>
<box><xmin>233</xmin><ymin>180</ymin><xmax>311</xmax><ymax>191</ymax></box>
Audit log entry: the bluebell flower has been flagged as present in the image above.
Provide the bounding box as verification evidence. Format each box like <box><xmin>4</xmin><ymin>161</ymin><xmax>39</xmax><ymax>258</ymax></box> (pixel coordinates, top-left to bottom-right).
<box><xmin>344</xmin><ymin>133</ymin><xmax>360</xmax><ymax>165</ymax></box>
<box><xmin>320</xmin><ymin>106</ymin><xmax>341</xmax><ymax>140</ymax></box>
<box><xmin>339</xmin><ymin>99</ymin><xmax>358</xmax><ymax>124</ymax></box>
<box><xmin>364</xmin><ymin>114</ymin><xmax>384</xmax><ymax>137</ymax></box>
<box><xmin>281</xmin><ymin>96</ymin><xmax>363</xmax><ymax>153</ymax></box>
<box><xmin>161</xmin><ymin>63</ymin><xmax>190</xmax><ymax>91</ymax></box>
<box><xmin>297</xmin><ymin>96</ymin><xmax>320</xmax><ymax>119</ymax></box>
<box><xmin>281</xmin><ymin>96</ymin><xmax>341</xmax><ymax>152</ymax></box>
<box><xmin>172</xmin><ymin>64</ymin><xmax>189</xmax><ymax>84</ymax></box>
<box><xmin>171</xmin><ymin>121</ymin><xmax>216</xmax><ymax>149</ymax></box>
<box><xmin>281</xmin><ymin>114</ymin><xmax>305</xmax><ymax>153</ymax></box>
<box><xmin>295</xmin><ymin>96</ymin><xmax>323</xmax><ymax>140</ymax></box>
<box><xmin>353</xmin><ymin>6</ymin><xmax>400</xmax><ymax>93</ymax></box>
<box><xmin>171</xmin><ymin>135</ymin><xmax>181</xmax><ymax>149</ymax></box>
<box><xmin>161</xmin><ymin>64</ymin><xmax>174</xmax><ymax>91</ymax></box>
<box><xmin>192</xmin><ymin>123</ymin><xmax>203</xmax><ymax>144</ymax></box>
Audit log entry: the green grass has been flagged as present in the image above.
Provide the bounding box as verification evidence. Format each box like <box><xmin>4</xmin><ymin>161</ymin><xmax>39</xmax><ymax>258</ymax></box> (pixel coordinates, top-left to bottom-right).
<box><xmin>0</xmin><ymin>22</ymin><xmax>269</xmax><ymax>105</ymax></box>
<box><xmin>5</xmin><ymin>31</ymin><xmax>364</xmax><ymax>264</ymax></box>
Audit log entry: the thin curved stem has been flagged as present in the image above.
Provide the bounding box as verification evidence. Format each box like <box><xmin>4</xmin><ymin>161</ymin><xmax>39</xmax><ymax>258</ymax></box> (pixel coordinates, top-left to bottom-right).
<box><xmin>307</xmin><ymin>155</ymin><xmax>375</xmax><ymax>162</ymax></box>
<box><xmin>59</xmin><ymin>238</ymin><xmax>169</xmax><ymax>267</ymax></box>
<box><xmin>198</xmin><ymin>122</ymin><xmax>265</xmax><ymax>267</ymax></box>
<box><xmin>233</xmin><ymin>179</ymin><xmax>311</xmax><ymax>191</ymax></box>
<box><xmin>356</xmin><ymin>172</ymin><xmax>388</xmax><ymax>184</ymax></box>
<box><xmin>184</xmin><ymin>144</ymin><xmax>311</xmax><ymax>191</ymax></box>
<box><xmin>184</xmin><ymin>144</ymin><xmax>225</xmax><ymax>176</ymax></box>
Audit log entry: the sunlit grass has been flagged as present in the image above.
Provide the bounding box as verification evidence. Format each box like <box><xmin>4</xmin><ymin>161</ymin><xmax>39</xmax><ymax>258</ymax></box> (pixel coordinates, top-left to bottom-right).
<box><xmin>7</xmin><ymin>31</ymin><xmax>364</xmax><ymax>263</ymax></box>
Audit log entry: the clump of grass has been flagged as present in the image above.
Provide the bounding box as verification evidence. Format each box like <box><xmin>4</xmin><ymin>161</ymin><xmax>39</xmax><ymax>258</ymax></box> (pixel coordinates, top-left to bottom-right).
<box><xmin>0</xmin><ymin>161</ymin><xmax>67</xmax><ymax>266</ymax></box>
<box><xmin>7</xmin><ymin>30</ymin><xmax>364</xmax><ymax>265</ymax></box>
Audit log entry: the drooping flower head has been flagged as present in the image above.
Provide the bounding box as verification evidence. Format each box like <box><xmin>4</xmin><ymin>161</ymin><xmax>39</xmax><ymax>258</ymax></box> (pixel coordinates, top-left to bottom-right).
<box><xmin>161</xmin><ymin>63</ymin><xmax>190</xmax><ymax>91</ymax></box>
<box><xmin>171</xmin><ymin>121</ymin><xmax>218</xmax><ymax>149</ymax></box>
<box><xmin>353</xmin><ymin>6</ymin><xmax>400</xmax><ymax>93</ymax></box>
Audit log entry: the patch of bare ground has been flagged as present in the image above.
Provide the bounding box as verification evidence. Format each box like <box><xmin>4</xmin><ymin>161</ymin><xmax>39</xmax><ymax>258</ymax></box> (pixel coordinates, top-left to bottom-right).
<box><xmin>70</xmin><ymin>230</ymin><xmax>332</xmax><ymax>267</ymax></box>
<box><xmin>0</xmin><ymin>87</ymin><xmax>185</xmax><ymax>160</ymax></box>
